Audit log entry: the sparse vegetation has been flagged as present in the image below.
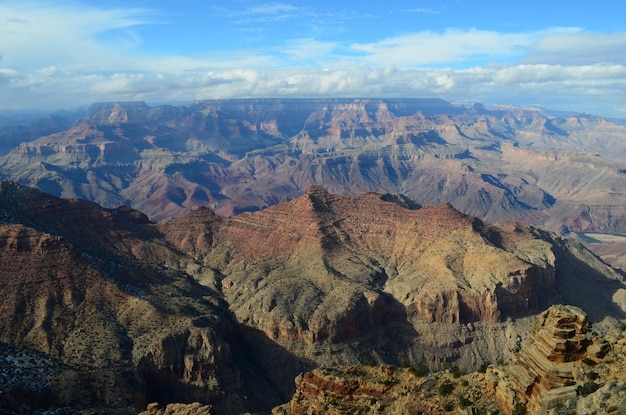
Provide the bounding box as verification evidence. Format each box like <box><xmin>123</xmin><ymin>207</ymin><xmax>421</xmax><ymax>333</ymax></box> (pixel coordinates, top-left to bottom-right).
<box><xmin>458</xmin><ymin>394</ymin><xmax>472</xmax><ymax>408</ymax></box>
<box><xmin>586</xmin><ymin>371</ymin><xmax>599</xmax><ymax>380</ymax></box>
<box><xmin>582</xmin><ymin>357</ymin><xmax>597</xmax><ymax>366</ymax></box>
<box><xmin>450</xmin><ymin>365</ymin><xmax>463</xmax><ymax>378</ymax></box>
<box><xmin>409</xmin><ymin>364</ymin><xmax>428</xmax><ymax>377</ymax></box>
<box><xmin>512</xmin><ymin>400</ymin><xmax>527</xmax><ymax>415</ymax></box>
<box><xmin>578</xmin><ymin>381</ymin><xmax>601</xmax><ymax>397</ymax></box>
<box><xmin>438</xmin><ymin>379</ymin><xmax>455</xmax><ymax>396</ymax></box>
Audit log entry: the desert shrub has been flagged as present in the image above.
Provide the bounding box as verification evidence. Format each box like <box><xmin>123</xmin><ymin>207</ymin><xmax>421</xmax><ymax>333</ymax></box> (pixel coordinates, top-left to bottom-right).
<box><xmin>458</xmin><ymin>394</ymin><xmax>472</xmax><ymax>408</ymax></box>
<box><xmin>586</xmin><ymin>371</ymin><xmax>599</xmax><ymax>381</ymax></box>
<box><xmin>438</xmin><ymin>379</ymin><xmax>455</xmax><ymax>396</ymax></box>
<box><xmin>478</xmin><ymin>362</ymin><xmax>489</xmax><ymax>373</ymax></box>
<box><xmin>582</xmin><ymin>357</ymin><xmax>597</xmax><ymax>366</ymax></box>
<box><xmin>512</xmin><ymin>400</ymin><xmax>527</xmax><ymax>415</ymax></box>
<box><xmin>578</xmin><ymin>381</ymin><xmax>600</xmax><ymax>397</ymax></box>
<box><xmin>451</xmin><ymin>365</ymin><xmax>463</xmax><ymax>378</ymax></box>
<box><xmin>409</xmin><ymin>364</ymin><xmax>428</xmax><ymax>377</ymax></box>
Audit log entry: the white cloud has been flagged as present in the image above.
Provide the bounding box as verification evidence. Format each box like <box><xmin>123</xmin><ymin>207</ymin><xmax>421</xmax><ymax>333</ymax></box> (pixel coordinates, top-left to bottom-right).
<box><xmin>1</xmin><ymin>3</ymin><xmax>626</xmax><ymax>117</ymax></box>
<box><xmin>279</xmin><ymin>38</ymin><xmax>341</xmax><ymax>64</ymax></box>
<box><xmin>405</xmin><ymin>8</ymin><xmax>440</xmax><ymax>15</ymax></box>
<box><xmin>2</xmin><ymin>62</ymin><xmax>626</xmax><ymax>116</ymax></box>
<box><xmin>349</xmin><ymin>29</ymin><xmax>536</xmax><ymax>67</ymax></box>
<box><xmin>525</xmin><ymin>31</ymin><xmax>626</xmax><ymax>65</ymax></box>
<box><xmin>0</xmin><ymin>2</ymin><xmax>150</xmax><ymax>71</ymax></box>
<box><xmin>246</xmin><ymin>3</ymin><xmax>301</xmax><ymax>15</ymax></box>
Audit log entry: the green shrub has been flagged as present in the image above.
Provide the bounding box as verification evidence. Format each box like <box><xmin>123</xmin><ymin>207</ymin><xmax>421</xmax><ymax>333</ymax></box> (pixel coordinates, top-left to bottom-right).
<box><xmin>582</xmin><ymin>357</ymin><xmax>597</xmax><ymax>366</ymax></box>
<box><xmin>409</xmin><ymin>364</ymin><xmax>428</xmax><ymax>377</ymax></box>
<box><xmin>438</xmin><ymin>379</ymin><xmax>455</xmax><ymax>396</ymax></box>
<box><xmin>451</xmin><ymin>365</ymin><xmax>463</xmax><ymax>378</ymax></box>
<box><xmin>458</xmin><ymin>395</ymin><xmax>472</xmax><ymax>408</ymax></box>
<box><xmin>512</xmin><ymin>400</ymin><xmax>527</xmax><ymax>415</ymax></box>
<box><xmin>579</xmin><ymin>381</ymin><xmax>600</xmax><ymax>397</ymax></box>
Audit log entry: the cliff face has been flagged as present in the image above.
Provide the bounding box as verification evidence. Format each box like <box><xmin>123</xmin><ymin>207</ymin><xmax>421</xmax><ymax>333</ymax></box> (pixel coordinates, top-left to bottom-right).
<box><xmin>0</xmin><ymin>182</ymin><xmax>624</xmax><ymax>414</ymax></box>
<box><xmin>0</xmin><ymin>181</ymin><xmax>267</xmax><ymax>414</ymax></box>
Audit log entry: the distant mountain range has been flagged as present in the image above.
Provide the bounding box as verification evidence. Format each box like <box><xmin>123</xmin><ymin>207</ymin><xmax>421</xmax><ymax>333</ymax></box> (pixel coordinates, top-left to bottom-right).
<box><xmin>1</xmin><ymin>98</ymin><xmax>625</xmax><ymax>235</ymax></box>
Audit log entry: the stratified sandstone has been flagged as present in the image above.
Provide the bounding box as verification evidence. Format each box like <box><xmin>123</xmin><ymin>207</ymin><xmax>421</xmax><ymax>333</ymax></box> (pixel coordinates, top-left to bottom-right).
<box><xmin>272</xmin><ymin>364</ymin><xmax>502</xmax><ymax>415</ymax></box>
<box><xmin>275</xmin><ymin>306</ymin><xmax>626</xmax><ymax>415</ymax></box>
<box><xmin>138</xmin><ymin>402</ymin><xmax>214</xmax><ymax>415</ymax></box>
<box><xmin>492</xmin><ymin>305</ymin><xmax>613</xmax><ymax>414</ymax></box>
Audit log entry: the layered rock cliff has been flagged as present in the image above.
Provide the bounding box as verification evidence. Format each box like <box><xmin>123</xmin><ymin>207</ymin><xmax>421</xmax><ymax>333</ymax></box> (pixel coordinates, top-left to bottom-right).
<box><xmin>0</xmin><ymin>182</ymin><xmax>624</xmax><ymax>414</ymax></box>
<box><xmin>275</xmin><ymin>306</ymin><xmax>626</xmax><ymax>415</ymax></box>
<box><xmin>160</xmin><ymin>185</ymin><xmax>625</xmax><ymax>372</ymax></box>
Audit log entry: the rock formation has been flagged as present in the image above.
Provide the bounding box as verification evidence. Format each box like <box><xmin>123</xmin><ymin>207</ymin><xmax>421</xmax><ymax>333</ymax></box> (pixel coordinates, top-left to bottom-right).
<box><xmin>0</xmin><ymin>182</ymin><xmax>624</xmax><ymax>414</ymax></box>
<box><xmin>138</xmin><ymin>402</ymin><xmax>215</xmax><ymax>415</ymax></box>
<box><xmin>272</xmin><ymin>365</ymin><xmax>503</xmax><ymax>415</ymax></box>
<box><xmin>275</xmin><ymin>306</ymin><xmax>626</xmax><ymax>415</ymax></box>
<box><xmin>490</xmin><ymin>305</ymin><xmax>616</xmax><ymax>414</ymax></box>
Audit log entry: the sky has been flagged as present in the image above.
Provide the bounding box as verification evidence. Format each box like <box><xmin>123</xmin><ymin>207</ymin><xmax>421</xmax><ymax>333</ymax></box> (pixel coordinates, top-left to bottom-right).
<box><xmin>1</xmin><ymin>0</ymin><xmax>625</xmax><ymax>117</ymax></box>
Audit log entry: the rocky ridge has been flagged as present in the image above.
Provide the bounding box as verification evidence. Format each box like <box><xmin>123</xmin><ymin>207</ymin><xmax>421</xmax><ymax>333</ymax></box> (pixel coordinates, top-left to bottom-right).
<box><xmin>0</xmin><ymin>182</ymin><xmax>624</xmax><ymax>414</ymax></box>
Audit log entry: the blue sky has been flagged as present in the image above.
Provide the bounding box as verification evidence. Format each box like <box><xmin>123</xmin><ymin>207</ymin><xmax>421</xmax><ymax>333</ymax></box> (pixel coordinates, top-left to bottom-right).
<box><xmin>1</xmin><ymin>0</ymin><xmax>625</xmax><ymax>117</ymax></box>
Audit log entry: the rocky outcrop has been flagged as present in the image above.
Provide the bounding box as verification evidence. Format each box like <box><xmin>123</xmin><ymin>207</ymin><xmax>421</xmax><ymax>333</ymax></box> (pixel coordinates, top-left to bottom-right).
<box><xmin>276</xmin><ymin>306</ymin><xmax>626</xmax><ymax>415</ymax></box>
<box><xmin>491</xmin><ymin>305</ymin><xmax>613</xmax><ymax>414</ymax></box>
<box><xmin>273</xmin><ymin>365</ymin><xmax>502</xmax><ymax>415</ymax></box>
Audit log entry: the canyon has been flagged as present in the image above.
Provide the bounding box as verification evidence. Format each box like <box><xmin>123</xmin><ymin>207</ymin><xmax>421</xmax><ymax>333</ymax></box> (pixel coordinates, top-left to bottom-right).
<box><xmin>2</xmin><ymin>98</ymin><xmax>626</xmax><ymax>413</ymax></box>
<box><xmin>1</xmin><ymin>99</ymin><xmax>625</xmax><ymax>236</ymax></box>
<box><xmin>0</xmin><ymin>182</ymin><xmax>625</xmax><ymax>414</ymax></box>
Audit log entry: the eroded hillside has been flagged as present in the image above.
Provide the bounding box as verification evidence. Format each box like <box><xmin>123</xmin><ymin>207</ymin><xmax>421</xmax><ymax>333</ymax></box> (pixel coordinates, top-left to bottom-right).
<box><xmin>0</xmin><ymin>182</ymin><xmax>624</xmax><ymax>414</ymax></box>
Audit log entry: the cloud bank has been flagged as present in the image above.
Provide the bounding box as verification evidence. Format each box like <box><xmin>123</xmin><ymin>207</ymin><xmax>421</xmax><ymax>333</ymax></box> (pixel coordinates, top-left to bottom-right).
<box><xmin>1</xmin><ymin>2</ymin><xmax>625</xmax><ymax>117</ymax></box>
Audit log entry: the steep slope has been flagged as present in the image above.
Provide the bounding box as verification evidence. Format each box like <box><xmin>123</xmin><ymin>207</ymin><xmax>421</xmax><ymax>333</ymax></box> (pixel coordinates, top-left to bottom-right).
<box><xmin>275</xmin><ymin>306</ymin><xmax>626</xmax><ymax>415</ymax></box>
<box><xmin>0</xmin><ymin>181</ymin><xmax>298</xmax><ymax>414</ymax></box>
